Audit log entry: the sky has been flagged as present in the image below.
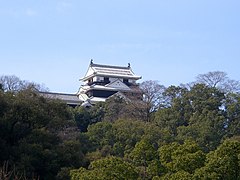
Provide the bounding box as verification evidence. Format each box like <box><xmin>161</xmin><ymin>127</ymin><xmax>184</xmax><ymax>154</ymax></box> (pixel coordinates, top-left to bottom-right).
<box><xmin>0</xmin><ymin>0</ymin><xmax>240</xmax><ymax>93</ymax></box>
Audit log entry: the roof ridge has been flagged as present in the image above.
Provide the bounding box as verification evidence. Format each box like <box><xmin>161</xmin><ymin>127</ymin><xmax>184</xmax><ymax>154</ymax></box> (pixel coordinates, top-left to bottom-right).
<box><xmin>91</xmin><ymin>63</ymin><xmax>130</xmax><ymax>69</ymax></box>
<box><xmin>39</xmin><ymin>91</ymin><xmax>77</xmax><ymax>96</ymax></box>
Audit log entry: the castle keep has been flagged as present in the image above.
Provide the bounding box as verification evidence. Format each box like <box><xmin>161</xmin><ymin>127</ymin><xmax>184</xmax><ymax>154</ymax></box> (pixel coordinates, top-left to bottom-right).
<box><xmin>40</xmin><ymin>61</ymin><xmax>142</xmax><ymax>107</ymax></box>
<box><xmin>77</xmin><ymin>60</ymin><xmax>142</xmax><ymax>107</ymax></box>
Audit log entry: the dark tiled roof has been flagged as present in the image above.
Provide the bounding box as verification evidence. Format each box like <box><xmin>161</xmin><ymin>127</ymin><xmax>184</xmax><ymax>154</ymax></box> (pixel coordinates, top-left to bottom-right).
<box><xmin>90</xmin><ymin>62</ymin><xmax>130</xmax><ymax>70</ymax></box>
<box><xmin>81</xmin><ymin>61</ymin><xmax>141</xmax><ymax>81</ymax></box>
<box><xmin>88</xmin><ymin>63</ymin><xmax>141</xmax><ymax>79</ymax></box>
<box><xmin>39</xmin><ymin>92</ymin><xmax>82</xmax><ymax>106</ymax></box>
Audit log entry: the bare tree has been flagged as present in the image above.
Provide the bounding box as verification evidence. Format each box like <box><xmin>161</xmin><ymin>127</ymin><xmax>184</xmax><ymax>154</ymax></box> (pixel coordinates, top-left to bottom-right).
<box><xmin>138</xmin><ymin>80</ymin><xmax>165</xmax><ymax>121</ymax></box>
<box><xmin>0</xmin><ymin>75</ymin><xmax>48</xmax><ymax>92</ymax></box>
<box><xmin>105</xmin><ymin>81</ymin><xmax>165</xmax><ymax>122</ymax></box>
<box><xmin>196</xmin><ymin>71</ymin><xmax>227</xmax><ymax>88</ymax></box>
<box><xmin>140</xmin><ymin>80</ymin><xmax>165</xmax><ymax>112</ymax></box>
<box><xmin>196</xmin><ymin>71</ymin><xmax>240</xmax><ymax>93</ymax></box>
<box><xmin>223</xmin><ymin>79</ymin><xmax>240</xmax><ymax>93</ymax></box>
<box><xmin>0</xmin><ymin>75</ymin><xmax>24</xmax><ymax>92</ymax></box>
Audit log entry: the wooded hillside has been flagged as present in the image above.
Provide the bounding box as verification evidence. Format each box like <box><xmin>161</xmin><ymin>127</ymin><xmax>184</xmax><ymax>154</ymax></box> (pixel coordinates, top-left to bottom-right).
<box><xmin>0</xmin><ymin>72</ymin><xmax>240</xmax><ymax>180</ymax></box>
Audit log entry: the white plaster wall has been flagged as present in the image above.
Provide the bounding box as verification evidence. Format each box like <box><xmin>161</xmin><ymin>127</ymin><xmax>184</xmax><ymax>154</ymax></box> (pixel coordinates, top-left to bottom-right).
<box><xmin>92</xmin><ymin>76</ymin><xmax>105</xmax><ymax>81</ymax></box>
<box><xmin>85</xmin><ymin>67</ymin><xmax>94</xmax><ymax>77</ymax></box>
<box><xmin>129</xmin><ymin>79</ymin><xmax>135</xmax><ymax>83</ymax></box>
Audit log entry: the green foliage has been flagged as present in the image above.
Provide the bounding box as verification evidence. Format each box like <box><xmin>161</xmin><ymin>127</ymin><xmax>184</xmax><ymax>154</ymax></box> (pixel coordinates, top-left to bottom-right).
<box><xmin>70</xmin><ymin>156</ymin><xmax>138</xmax><ymax>180</ymax></box>
<box><xmin>128</xmin><ymin>139</ymin><xmax>160</xmax><ymax>179</ymax></box>
<box><xmin>154</xmin><ymin>85</ymin><xmax>191</xmax><ymax>136</ymax></box>
<box><xmin>159</xmin><ymin>140</ymin><xmax>205</xmax><ymax>174</ymax></box>
<box><xmin>162</xmin><ymin>171</ymin><xmax>193</xmax><ymax>180</ymax></box>
<box><xmin>188</xmin><ymin>84</ymin><xmax>224</xmax><ymax>113</ymax></box>
<box><xmin>177</xmin><ymin>109</ymin><xmax>225</xmax><ymax>151</ymax></box>
<box><xmin>56</xmin><ymin>167</ymin><xmax>71</xmax><ymax>180</ymax></box>
<box><xmin>2</xmin><ymin>74</ymin><xmax>240</xmax><ymax>179</ymax></box>
<box><xmin>84</xmin><ymin>120</ymin><xmax>167</xmax><ymax>179</ymax></box>
<box><xmin>104</xmin><ymin>96</ymin><xmax>128</xmax><ymax>122</ymax></box>
<box><xmin>155</xmin><ymin>84</ymin><xmax>226</xmax><ymax>151</ymax></box>
<box><xmin>86</xmin><ymin>121</ymin><xmax>114</xmax><ymax>150</ymax></box>
<box><xmin>146</xmin><ymin>160</ymin><xmax>165</xmax><ymax>178</ymax></box>
<box><xmin>225</xmin><ymin>93</ymin><xmax>240</xmax><ymax>137</ymax></box>
<box><xmin>0</xmin><ymin>88</ymin><xmax>84</xmax><ymax>179</ymax></box>
<box><xmin>112</xmin><ymin>120</ymin><xmax>147</xmax><ymax>155</ymax></box>
<box><xmin>194</xmin><ymin>139</ymin><xmax>240</xmax><ymax>180</ymax></box>
<box><xmin>72</xmin><ymin>103</ymin><xmax>104</xmax><ymax>132</ymax></box>
<box><xmin>129</xmin><ymin>139</ymin><xmax>157</xmax><ymax>166</ymax></box>
<box><xmin>85</xmin><ymin>119</ymin><xmax>165</xmax><ymax>160</ymax></box>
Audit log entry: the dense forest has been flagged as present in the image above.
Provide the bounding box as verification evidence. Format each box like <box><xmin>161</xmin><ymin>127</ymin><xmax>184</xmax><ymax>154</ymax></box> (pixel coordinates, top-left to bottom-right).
<box><xmin>1</xmin><ymin>72</ymin><xmax>240</xmax><ymax>180</ymax></box>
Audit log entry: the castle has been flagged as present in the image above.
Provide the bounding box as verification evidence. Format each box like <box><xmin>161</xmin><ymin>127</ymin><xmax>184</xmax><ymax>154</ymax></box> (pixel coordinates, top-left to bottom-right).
<box><xmin>40</xmin><ymin>60</ymin><xmax>142</xmax><ymax>107</ymax></box>
<box><xmin>77</xmin><ymin>60</ymin><xmax>142</xmax><ymax>107</ymax></box>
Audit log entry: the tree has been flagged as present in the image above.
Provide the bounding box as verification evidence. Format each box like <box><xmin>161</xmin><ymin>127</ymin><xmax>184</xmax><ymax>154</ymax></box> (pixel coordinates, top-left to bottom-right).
<box><xmin>154</xmin><ymin>85</ymin><xmax>191</xmax><ymax>137</ymax></box>
<box><xmin>104</xmin><ymin>96</ymin><xmax>128</xmax><ymax>122</ymax></box>
<box><xmin>196</xmin><ymin>71</ymin><xmax>240</xmax><ymax>93</ymax></box>
<box><xmin>86</xmin><ymin>121</ymin><xmax>115</xmax><ymax>152</ymax></box>
<box><xmin>112</xmin><ymin>119</ymin><xmax>164</xmax><ymax>157</ymax></box>
<box><xmin>196</xmin><ymin>71</ymin><xmax>227</xmax><ymax>88</ymax></box>
<box><xmin>176</xmin><ymin>84</ymin><xmax>226</xmax><ymax>151</ymax></box>
<box><xmin>187</xmin><ymin>84</ymin><xmax>225</xmax><ymax>114</ymax></box>
<box><xmin>70</xmin><ymin>156</ymin><xmax>139</xmax><ymax>180</ymax></box>
<box><xmin>223</xmin><ymin>79</ymin><xmax>240</xmax><ymax>93</ymax></box>
<box><xmin>0</xmin><ymin>75</ymin><xmax>48</xmax><ymax>93</ymax></box>
<box><xmin>161</xmin><ymin>170</ymin><xmax>193</xmax><ymax>180</ymax></box>
<box><xmin>72</xmin><ymin>104</ymin><xmax>104</xmax><ymax>133</ymax></box>
<box><xmin>128</xmin><ymin>139</ymin><xmax>158</xmax><ymax>178</ymax></box>
<box><xmin>140</xmin><ymin>80</ymin><xmax>165</xmax><ymax>112</ymax></box>
<box><xmin>139</xmin><ymin>80</ymin><xmax>165</xmax><ymax>121</ymax></box>
<box><xmin>155</xmin><ymin>83</ymin><xmax>226</xmax><ymax>150</ymax></box>
<box><xmin>0</xmin><ymin>88</ymin><xmax>83</xmax><ymax>179</ymax></box>
<box><xmin>194</xmin><ymin>139</ymin><xmax>240</xmax><ymax>179</ymax></box>
<box><xmin>159</xmin><ymin>140</ymin><xmax>205</xmax><ymax>175</ymax></box>
<box><xmin>161</xmin><ymin>85</ymin><xmax>189</xmax><ymax>108</ymax></box>
<box><xmin>85</xmin><ymin>119</ymin><xmax>147</xmax><ymax>159</ymax></box>
<box><xmin>0</xmin><ymin>75</ymin><xmax>24</xmax><ymax>92</ymax></box>
<box><xmin>0</xmin><ymin>161</ymin><xmax>30</xmax><ymax>180</ymax></box>
<box><xmin>85</xmin><ymin>119</ymin><xmax>166</xmax><ymax>161</ymax></box>
<box><xmin>225</xmin><ymin>93</ymin><xmax>240</xmax><ymax>137</ymax></box>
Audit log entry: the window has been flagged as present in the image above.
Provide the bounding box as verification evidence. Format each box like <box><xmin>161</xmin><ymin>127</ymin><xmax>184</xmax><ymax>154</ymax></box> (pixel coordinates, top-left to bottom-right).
<box><xmin>88</xmin><ymin>78</ymin><xmax>93</xmax><ymax>84</ymax></box>
<box><xmin>123</xmin><ymin>79</ymin><xmax>129</xmax><ymax>84</ymax></box>
<box><xmin>104</xmin><ymin>77</ymin><xmax>109</xmax><ymax>83</ymax></box>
